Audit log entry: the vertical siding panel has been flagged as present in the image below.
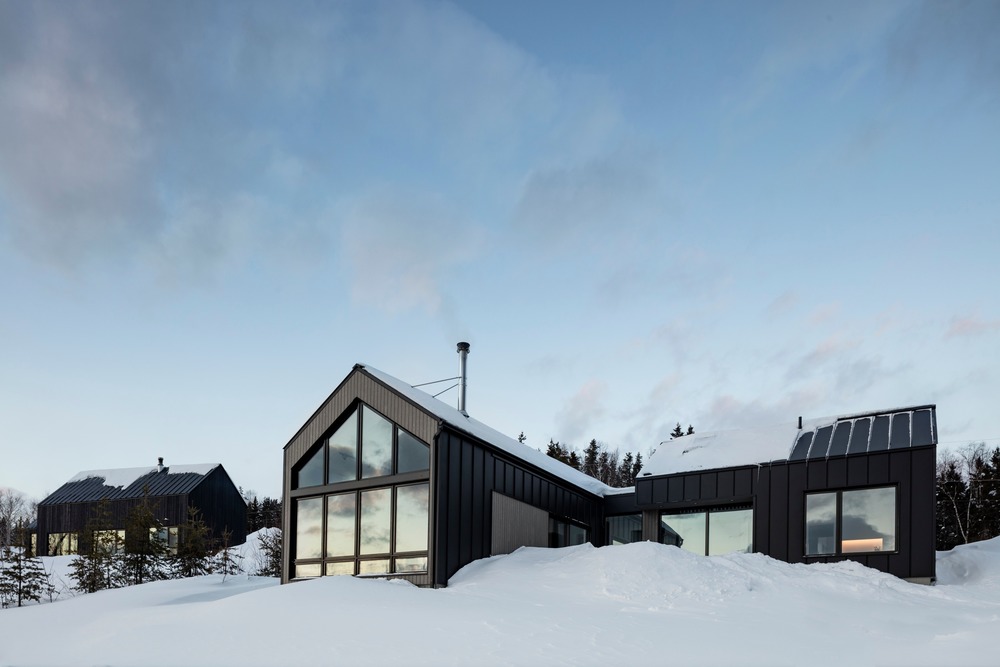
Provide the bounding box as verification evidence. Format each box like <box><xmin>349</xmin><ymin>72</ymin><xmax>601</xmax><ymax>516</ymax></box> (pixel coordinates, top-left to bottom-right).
<box><xmin>754</xmin><ymin>466</ymin><xmax>770</xmax><ymax>554</ymax></box>
<box><xmin>787</xmin><ymin>462</ymin><xmax>806</xmax><ymax>563</ymax></box>
<box><xmin>769</xmin><ymin>465</ymin><xmax>789</xmax><ymax>561</ymax></box>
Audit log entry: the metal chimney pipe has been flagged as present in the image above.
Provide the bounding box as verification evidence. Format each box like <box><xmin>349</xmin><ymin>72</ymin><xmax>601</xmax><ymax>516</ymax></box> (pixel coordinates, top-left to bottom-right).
<box><xmin>457</xmin><ymin>342</ymin><xmax>470</xmax><ymax>416</ymax></box>
<box><xmin>157</xmin><ymin>457</ymin><xmax>164</xmax><ymax>473</ymax></box>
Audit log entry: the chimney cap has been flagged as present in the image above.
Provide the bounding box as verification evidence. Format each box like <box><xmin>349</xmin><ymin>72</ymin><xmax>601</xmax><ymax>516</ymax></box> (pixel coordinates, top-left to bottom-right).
<box><xmin>457</xmin><ymin>341</ymin><xmax>470</xmax><ymax>353</ymax></box>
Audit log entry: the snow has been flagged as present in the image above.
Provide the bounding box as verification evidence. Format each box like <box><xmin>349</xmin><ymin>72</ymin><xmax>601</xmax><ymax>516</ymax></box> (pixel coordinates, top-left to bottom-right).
<box><xmin>67</xmin><ymin>463</ymin><xmax>219</xmax><ymax>489</ymax></box>
<box><xmin>362</xmin><ymin>364</ymin><xmax>616</xmax><ymax>497</ymax></box>
<box><xmin>4</xmin><ymin>534</ymin><xmax>1000</xmax><ymax>666</ymax></box>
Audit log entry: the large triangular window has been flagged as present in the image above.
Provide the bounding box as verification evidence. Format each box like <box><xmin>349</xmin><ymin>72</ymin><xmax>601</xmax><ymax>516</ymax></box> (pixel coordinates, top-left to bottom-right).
<box><xmin>292</xmin><ymin>403</ymin><xmax>429</xmax><ymax>489</ymax></box>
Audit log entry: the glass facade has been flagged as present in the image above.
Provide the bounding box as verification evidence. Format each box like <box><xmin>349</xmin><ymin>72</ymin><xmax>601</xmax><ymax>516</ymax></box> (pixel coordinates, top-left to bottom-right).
<box><xmin>805</xmin><ymin>486</ymin><xmax>897</xmax><ymax>556</ymax></box>
<box><xmin>294</xmin><ymin>480</ymin><xmax>430</xmax><ymax>578</ymax></box>
<box><xmin>293</xmin><ymin>404</ymin><xmax>429</xmax><ymax>489</ymax></box>
<box><xmin>659</xmin><ymin>507</ymin><xmax>753</xmax><ymax>556</ymax></box>
<box><xmin>47</xmin><ymin>532</ymin><xmax>78</xmax><ymax>556</ymax></box>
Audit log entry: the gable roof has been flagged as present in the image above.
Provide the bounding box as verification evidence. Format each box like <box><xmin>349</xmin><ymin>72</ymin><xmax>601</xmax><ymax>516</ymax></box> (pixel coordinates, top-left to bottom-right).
<box><xmin>360</xmin><ymin>364</ymin><xmax>615</xmax><ymax>497</ymax></box>
<box><xmin>40</xmin><ymin>463</ymin><xmax>220</xmax><ymax>505</ymax></box>
<box><xmin>639</xmin><ymin>405</ymin><xmax>937</xmax><ymax>478</ymax></box>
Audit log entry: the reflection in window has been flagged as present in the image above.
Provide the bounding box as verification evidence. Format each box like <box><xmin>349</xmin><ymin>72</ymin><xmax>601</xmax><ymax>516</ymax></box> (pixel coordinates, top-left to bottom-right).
<box><xmin>606</xmin><ymin>514</ymin><xmax>642</xmax><ymax>545</ymax></box>
<box><xmin>805</xmin><ymin>493</ymin><xmax>837</xmax><ymax>556</ymax></box>
<box><xmin>326</xmin><ymin>493</ymin><xmax>355</xmax><ymax>558</ymax></box>
<box><xmin>47</xmin><ymin>532</ymin><xmax>79</xmax><ymax>556</ymax></box>
<box><xmin>395</xmin><ymin>484</ymin><xmax>429</xmax><ymax>552</ymax></box>
<box><xmin>295</xmin><ymin>446</ymin><xmax>324</xmax><ymax>488</ymax></box>
<box><xmin>359</xmin><ymin>559</ymin><xmax>390</xmax><ymax>575</ymax></box>
<box><xmin>660</xmin><ymin>512</ymin><xmax>706</xmax><ymax>554</ymax></box>
<box><xmin>708</xmin><ymin>509</ymin><xmax>753</xmax><ymax>556</ymax></box>
<box><xmin>296</xmin><ymin>497</ymin><xmax>323</xmax><ymax>559</ymax></box>
<box><xmin>660</xmin><ymin>508</ymin><xmax>753</xmax><ymax>556</ymax></box>
<box><xmin>842</xmin><ymin>487</ymin><xmax>896</xmax><ymax>553</ymax></box>
<box><xmin>805</xmin><ymin>486</ymin><xmax>897</xmax><ymax>556</ymax></box>
<box><xmin>328</xmin><ymin>411</ymin><xmax>358</xmax><ymax>484</ymax></box>
<box><xmin>325</xmin><ymin>561</ymin><xmax>354</xmax><ymax>576</ymax></box>
<box><xmin>150</xmin><ymin>526</ymin><xmax>180</xmax><ymax>555</ymax></box>
<box><xmin>549</xmin><ymin>517</ymin><xmax>589</xmax><ymax>548</ymax></box>
<box><xmin>295</xmin><ymin>562</ymin><xmax>322</xmax><ymax>578</ymax></box>
<box><xmin>294</xmin><ymin>403</ymin><xmax>430</xmax><ymax>490</ymax></box>
<box><xmin>397</xmin><ymin>429</ymin><xmax>430</xmax><ymax>474</ymax></box>
<box><xmin>360</xmin><ymin>488</ymin><xmax>392</xmax><ymax>554</ymax></box>
<box><xmin>361</xmin><ymin>406</ymin><xmax>393</xmax><ymax>479</ymax></box>
<box><xmin>395</xmin><ymin>556</ymin><xmax>428</xmax><ymax>573</ymax></box>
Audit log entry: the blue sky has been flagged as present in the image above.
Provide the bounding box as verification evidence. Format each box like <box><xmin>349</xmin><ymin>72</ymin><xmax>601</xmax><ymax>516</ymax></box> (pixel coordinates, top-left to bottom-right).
<box><xmin>2</xmin><ymin>0</ymin><xmax>998</xmax><ymax>500</ymax></box>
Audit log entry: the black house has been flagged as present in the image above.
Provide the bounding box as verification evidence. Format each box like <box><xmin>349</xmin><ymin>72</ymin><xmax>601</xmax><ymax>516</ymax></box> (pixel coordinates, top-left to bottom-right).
<box><xmin>37</xmin><ymin>460</ymin><xmax>247</xmax><ymax>556</ymax></box>
<box><xmin>282</xmin><ymin>353</ymin><xmax>937</xmax><ymax>586</ymax></box>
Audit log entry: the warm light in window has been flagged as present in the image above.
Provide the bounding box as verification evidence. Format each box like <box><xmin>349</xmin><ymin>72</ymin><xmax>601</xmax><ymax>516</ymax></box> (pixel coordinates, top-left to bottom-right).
<box><xmin>842</xmin><ymin>538</ymin><xmax>883</xmax><ymax>553</ymax></box>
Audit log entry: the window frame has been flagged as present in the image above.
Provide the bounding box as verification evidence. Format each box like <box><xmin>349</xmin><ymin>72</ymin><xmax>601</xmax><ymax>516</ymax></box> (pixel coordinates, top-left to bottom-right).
<box><xmin>803</xmin><ymin>485</ymin><xmax>899</xmax><ymax>558</ymax></box>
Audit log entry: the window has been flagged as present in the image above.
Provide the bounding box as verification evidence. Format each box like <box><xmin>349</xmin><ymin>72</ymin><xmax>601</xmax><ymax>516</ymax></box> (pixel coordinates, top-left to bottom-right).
<box><xmin>292</xmin><ymin>403</ymin><xmax>431</xmax><ymax>579</ymax></box>
<box><xmin>47</xmin><ymin>532</ymin><xmax>78</xmax><ymax>556</ymax></box>
<box><xmin>606</xmin><ymin>514</ymin><xmax>642</xmax><ymax>545</ymax></box>
<box><xmin>548</xmin><ymin>517</ymin><xmax>589</xmax><ymax>548</ymax></box>
<box><xmin>150</xmin><ymin>526</ymin><xmax>180</xmax><ymax>554</ymax></box>
<box><xmin>293</xmin><ymin>404</ymin><xmax>429</xmax><ymax>489</ymax></box>
<box><xmin>805</xmin><ymin>486</ymin><xmax>897</xmax><ymax>556</ymax></box>
<box><xmin>659</xmin><ymin>507</ymin><xmax>753</xmax><ymax>556</ymax></box>
<box><xmin>293</xmin><ymin>483</ymin><xmax>429</xmax><ymax>578</ymax></box>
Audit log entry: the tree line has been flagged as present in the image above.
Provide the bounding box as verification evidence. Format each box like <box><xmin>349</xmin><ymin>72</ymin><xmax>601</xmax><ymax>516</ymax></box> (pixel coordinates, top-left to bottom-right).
<box><xmin>936</xmin><ymin>442</ymin><xmax>1000</xmax><ymax>551</ymax></box>
<box><xmin>540</xmin><ymin>422</ymin><xmax>694</xmax><ymax>488</ymax></box>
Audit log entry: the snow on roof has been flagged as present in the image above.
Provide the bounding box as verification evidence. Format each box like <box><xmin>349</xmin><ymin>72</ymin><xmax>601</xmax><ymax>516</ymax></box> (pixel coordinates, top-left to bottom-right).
<box><xmin>639</xmin><ymin>405</ymin><xmax>937</xmax><ymax>478</ymax></box>
<box><xmin>638</xmin><ymin>419</ymin><xmax>818</xmax><ymax>478</ymax></box>
<box><xmin>360</xmin><ymin>364</ymin><xmax>615</xmax><ymax>497</ymax></box>
<box><xmin>69</xmin><ymin>463</ymin><xmax>219</xmax><ymax>489</ymax></box>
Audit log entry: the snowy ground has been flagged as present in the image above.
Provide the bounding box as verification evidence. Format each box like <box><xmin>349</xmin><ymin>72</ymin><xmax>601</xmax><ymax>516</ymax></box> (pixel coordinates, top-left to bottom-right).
<box><xmin>2</xmin><ymin>533</ymin><xmax>999</xmax><ymax>667</ymax></box>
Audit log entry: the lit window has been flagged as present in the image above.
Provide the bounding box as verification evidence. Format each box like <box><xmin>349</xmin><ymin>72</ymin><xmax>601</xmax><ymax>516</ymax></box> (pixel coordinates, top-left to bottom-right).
<box><xmin>805</xmin><ymin>486</ymin><xmax>896</xmax><ymax>556</ymax></box>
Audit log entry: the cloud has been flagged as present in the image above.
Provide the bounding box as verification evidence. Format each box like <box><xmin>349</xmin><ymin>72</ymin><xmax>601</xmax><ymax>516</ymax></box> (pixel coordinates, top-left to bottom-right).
<box><xmin>945</xmin><ymin>315</ymin><xmax>1000</xmax><ymax>339</ymax></box>
<box><xmin>338</xmin><ymin>189</ymin><xmax>484</xmax><ymax>314</ymax></box>
<box><xmin>555</xmin><ymin>380</ymin><xmax>608</xmax><ymax>444</ymax></box>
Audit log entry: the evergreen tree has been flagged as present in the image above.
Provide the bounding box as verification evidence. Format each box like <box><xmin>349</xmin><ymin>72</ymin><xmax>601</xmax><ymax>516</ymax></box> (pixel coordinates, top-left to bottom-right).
<box><xmin>260</xmin><ymin>498</ymin><xmax>282</xmax><ymax>529</ymax></box>
<box><xmin>618</xmin><ymin>452</ymin><xmax>636</xmax><ymax>487</ymax></box>
<box><xmin>69</xmin><ymin>500</ymin><xmax>121</xmax><ymax>593</ymax></box>
<box><xmin>119</xmin><ymin>492</ymin><xmax>169</xmax><ymax>586</ymax></box>
<box><xmin>517</xmin><ymin>432</ymin><xmax>527</xmax><ymax>444</ymax></box>
<box><xmin>253</xmin><ymin>528</ymin><xmax>283</xmax><ymax>578</ymax></box>
<box><xmin>686</xmin><ymin>425</ymin><xmax>695</xmax><ymax>435</ymax></box>
<box><xmin>567</xmin><ymin>451</ymin><xmax>582</xmax><ymax>471</ymax></box>
<box><xmin>213</xmin><ymin>528</ymin><xmax>244</xmax><ymax>581</ymax></box>
<box><xmin>631</xmin><ymin>452</ymin><xmax>644</xmax><ymax>483</ymax></box>
<box><xmin>670</xmin><ymin>423</ymin><xmax>685</xmax><ymax>439</ymax></box>
<box><xmin>0</xmin><ymin>541</ymin><xmax>49</xmax><ymax>608</ymax></box>
<box><xmin>936</xmin><ymin>458</ymin><xmax>968</xmax><ymax>550</ymax></box>
<box><xmin>246</xmin><ymin>497</ymin><xmax>262</xmax><ymax>533</ymax></box>
<box><xmin>171</xmin><ymin>506</ymin><xmax>212</xmax><ymax>578</ymax></box>
<box><xmin>583</xmin><ymin>439</ymin><xmax>600</xmax><ymax>478</ymax></box>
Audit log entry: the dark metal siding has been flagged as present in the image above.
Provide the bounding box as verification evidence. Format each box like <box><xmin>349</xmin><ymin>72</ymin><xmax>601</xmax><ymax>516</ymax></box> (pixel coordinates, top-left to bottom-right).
<box><xmin>37</xmin><ymin>495</ymin><xmax>189</xmax><ymax>553</ymax></box>
<box><xmin>432</xmin><ymin>427</ymin><xmax>604</xmax><ymax>586</ymax></box>
<box><xmin>187</xmin><ymin>466</ymin><xmax>248</xmax><ymax>546</ymax></box>
<box><xmin>636</xmin><ymin>446</ymin><xmax>936</xmax><ymax>580</ymax></box>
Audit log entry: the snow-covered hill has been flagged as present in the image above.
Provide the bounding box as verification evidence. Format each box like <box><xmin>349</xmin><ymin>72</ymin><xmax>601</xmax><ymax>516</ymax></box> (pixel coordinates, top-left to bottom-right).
<box><xmin>3</xmin><ymin>535</ymin><xmax>999</xmax><ymax>667</ymax></box>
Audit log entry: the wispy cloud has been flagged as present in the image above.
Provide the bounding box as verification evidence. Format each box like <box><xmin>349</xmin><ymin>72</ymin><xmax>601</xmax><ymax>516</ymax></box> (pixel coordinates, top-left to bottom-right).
<box><xmin>555</xmin><ymin>380</ymin><xmax>608</xmax><ymax>445</ymax></box>
<box><xmin>945</xmin><ymin>315</ymin><xmax>1000</xmax><ymax>339</ymax></box>
<box><xmin>339</xmin><ymin>189</ymin><xmax>484</xmax><ymax>315</ymax></box>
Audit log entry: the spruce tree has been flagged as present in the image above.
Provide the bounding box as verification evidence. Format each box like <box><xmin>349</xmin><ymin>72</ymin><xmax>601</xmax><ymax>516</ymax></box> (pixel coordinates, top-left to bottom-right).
<box><xmin>671</xmin><ymin>423</ymin><xmax>685</xmax><ymax>439</ymax></box>
<box><xmin>213</xmin><ymin>528</ymin><xmax>244</xmax><ymax>580</ymax></box>
<box><xmin>246</xmin><ymin>497</ymin><xmax>262</xmax><ymax>533</ymax></box>
<box><xmin>69</xmin><ymin>499</ymin><xmax>120</xmax><ymax>593</ymax></box>
<box><xmin>120</xmin><ymin>493</ymin><xmax>169</xmax><ymax>586</ymax></box>
<box><xmin>618</xmin><ymin>452</ymin><xmax>636</xmax><ymax>487</ymax></box>
<box><xmin>583</xmin><ymin>440</ymin><xmax>600</xmax><ymax>478</ymax></box>
<box><xmin>172</xmin><ymin>506</ymin><xmax>212</xmax><ymax>578</ymax></box>
<box><xmin>253</xmin><ymin>528</ymin><xmax>282</xmax><ymax>578</ymax></box>
<box><xmin>0</xmin><ymin>542</ymin><xmax>49</xmax><ymax>608</ymax></box>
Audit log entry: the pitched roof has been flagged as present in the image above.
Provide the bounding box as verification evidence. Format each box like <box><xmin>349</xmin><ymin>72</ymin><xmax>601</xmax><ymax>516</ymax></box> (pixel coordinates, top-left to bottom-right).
<box><xmin>639</xmin><ymin>405</ymin><xmax>937</xmax><ymax>478</ymax></box>
<box><xmin>360</xmin><ymin>364</ymin><xmax>615</xmax><ymax>497</ymax></box>
<box><xmin>40</xmin><ymin>463</ymin><xmax>220</xmax><ymax>505</ymax></box>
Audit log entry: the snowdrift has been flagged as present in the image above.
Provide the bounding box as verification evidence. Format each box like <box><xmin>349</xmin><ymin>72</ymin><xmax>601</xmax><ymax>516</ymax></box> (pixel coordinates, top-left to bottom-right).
<box><xmin>3</xmin><ymin>536</ymin><xmax>1000</xmax><ymax>666</ymax></box>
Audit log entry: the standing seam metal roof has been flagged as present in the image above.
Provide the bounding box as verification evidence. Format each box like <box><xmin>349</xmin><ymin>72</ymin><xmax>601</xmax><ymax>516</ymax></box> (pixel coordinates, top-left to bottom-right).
<box><xmin>39</xmin><ymin>465</ymin><xmax>220</xmax><ymax>505</ymax></box>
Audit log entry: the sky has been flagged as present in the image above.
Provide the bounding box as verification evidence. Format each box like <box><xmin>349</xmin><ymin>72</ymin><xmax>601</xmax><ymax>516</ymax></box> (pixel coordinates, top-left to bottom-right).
<box><xmin>1</xmin><ymin>0</ymin><xmax>998</xmax><ymax>501</ymax></box>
